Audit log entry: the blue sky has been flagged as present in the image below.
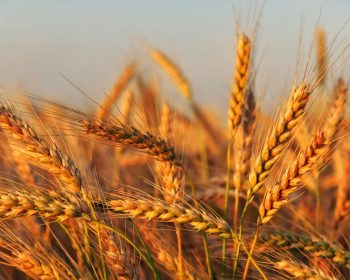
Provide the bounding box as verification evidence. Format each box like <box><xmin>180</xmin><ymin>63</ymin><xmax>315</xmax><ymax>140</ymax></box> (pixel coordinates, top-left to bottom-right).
<box><xmin>0</xmin><ymin>1</ymin><xmax>349</xmax><ymax>115</ymax></box>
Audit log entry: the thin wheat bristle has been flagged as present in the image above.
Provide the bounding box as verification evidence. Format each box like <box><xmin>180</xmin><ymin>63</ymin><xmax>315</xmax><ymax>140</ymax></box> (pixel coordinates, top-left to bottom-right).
<box><xmin>316</xmin><ymin>28</ymin><xmax>327</xmax><ymax>86</ymax></box>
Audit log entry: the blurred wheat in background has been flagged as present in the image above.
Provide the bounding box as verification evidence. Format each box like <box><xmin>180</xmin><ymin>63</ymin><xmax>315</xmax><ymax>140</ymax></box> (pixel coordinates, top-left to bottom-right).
<box><xmin>0</xmin><ymin>1</ymin><xmax>349</xmax><ymax>280</ymax></box>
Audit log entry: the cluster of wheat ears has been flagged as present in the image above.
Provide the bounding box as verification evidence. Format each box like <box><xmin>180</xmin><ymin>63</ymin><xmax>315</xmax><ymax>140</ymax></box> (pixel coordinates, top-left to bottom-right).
<box><xmin>0</xmin><ymin>15</ymin><xmax>349</xmax><ymax>280</ymax></box>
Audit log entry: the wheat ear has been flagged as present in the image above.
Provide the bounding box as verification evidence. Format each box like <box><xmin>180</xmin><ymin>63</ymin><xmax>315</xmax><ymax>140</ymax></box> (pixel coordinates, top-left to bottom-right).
<box><xmin>82</xmin><ymin>119</ymin><xmax>181</xmax><ymax>166</ymax></box>
<box><xmin>228</xmin><ymin>34</ymin><xmax>251</xmax><ymax>137</ymax></box>
<box><xmin>259</xmin><ymin>132</ymin><xmax>327</xmax><ymax>224</ymax></box>
<box><xmin>0</xmin><ymin>104</ymin><xmax>82</xmax><ymax>193</ymax></box>
<box><xmin>97</xmin><ymin>63</ymin><xmax>136</xmax><ymax>120</ymax></box>
<box><xmin>0</xmin><ymin>239</ymin><xmax>79</xmax><ymax>280</ymax></box>
<box><xmin>158</xmin><ymin>102</ymin><xmax>184</xmax><ymax>204</ymax></box>
<box><xmin>150</xmin><ymin>48</ymin><xmax>192</xmax><ymax>101</ymax></box>
<box><xmin>274</xmin><ymin>260</ymin><xmax>335</xmax><ymax>280</ymax></box>
<box><xmin>333</xmin><ymin>146</ymin><xmax>350</xmax><ymax>226</ymax></box>
<box><xmin>120</xmin><ymin>89</ymin><xmax>134</xmax><ymax>124</ymax></box>
<box><xmin>247</xmin><ymin>83</ymin><xmax>312</xmax><ymax>201</ymax></box>
<box><xmin>143</xmin><ymin>230</ymin><xmax>196</xmax><ymax>280</ymax></box>
<box><xmin>238</xmin><ymin>89</ymin><xmax>256</xmax><ymax>182</ymax></box>
<box><xmin>99</xmin><ymin>226</ymin><xmax>138</xmax><ymax>280</ymax></box>
<box><xmin>324</xmin><ymin>78</ymin><xmax>347</xmax><ymax>141</ymax></box>
<box><xmin>95</xmin><ymin>197</ymin><xmax>233</xmax><ymax>239</ymax></box>
<box><xmin>0</xmin><ymin>190</ymin><xmax>89</xmax><ymax>221</ymax></box>
<box><xmin>261</xmin><ymin>232</ymin><xmax>350</xmax><ymax>270</ymax></box>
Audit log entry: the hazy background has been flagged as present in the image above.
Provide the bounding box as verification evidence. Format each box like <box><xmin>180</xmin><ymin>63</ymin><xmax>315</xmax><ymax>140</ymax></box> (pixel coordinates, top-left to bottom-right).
<box><xmin>0</xmin><ymin>0</ymin><xmax>349</xmax><ymax>118</ymax></box>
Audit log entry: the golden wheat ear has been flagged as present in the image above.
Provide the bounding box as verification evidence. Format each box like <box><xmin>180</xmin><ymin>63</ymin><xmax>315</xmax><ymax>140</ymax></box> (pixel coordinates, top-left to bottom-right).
<box><xmin>274</xmin><ymin>259</ymin><xmax>336</xmax><ymax>280</ymax></box>
<box><xmin>156</xmin><ymin>102</ymin><xmax>184</xmax><ymax>204</ymax></box>
<box><xmin>149</xmin><ymin>48</ymin><xmax>192</xmax><ymax>101</ymax></box>
<box><xmin>97</xmin><ymin>62</ymin><xmax>136</xmax><ymax>120</ymax></box>
<box><xmin>82</xmin><ymin>118</ymin><xmax>182</xmax><ymax>167</ymax></box>
<box><xmin>247</xmin><ymin>83</ymin><xmax>313</xmax><ymax>201</ymax></box>
<box><xmin>260</xmin><ymin>232</ymin><xmax>350</xmax><ymax>270</ymax></box>
<box><xmin>0</xmin><ymin>190</ymin><xmax>89</xmax><ymax>221</ymax></box>
<box><xmin>228</xmin><ymin>33</ymin><xmax>251</xmax><ymax>138</ymax></box>
<box><xmin>0</xmin><ymin>237</ymin><xmax>81</xmax><ymax>279</ymax></box>
<box><xmin>324</xmin><ymin>78</ymin><xmax>348</xmax><ymax>142</ymax></box>
<box><xmin>258</xmin><ymin>131</ymin><xmax>327</xmax><ymax>225</ymax></box>
<box><xmin>98</xmin><ymin>225</ymin><xmax>138</xmax><ymax>279</ymax></box>
<box><xmin>0</xmin><ymin>104</ymin><xmax>82</xmax><ymax>194</ymax></box>
<box><xmin>95</xmin><ymin>196</ymin><xmax>234</xmax><ymax>239</ymax></box>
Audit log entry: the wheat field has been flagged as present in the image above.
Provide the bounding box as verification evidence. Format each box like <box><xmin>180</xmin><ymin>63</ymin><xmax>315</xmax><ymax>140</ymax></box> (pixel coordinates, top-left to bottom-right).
<box><xmin>0</xmin><ymin>4</ymin><xmax>349</xmax><ymax>280</ymax></box>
